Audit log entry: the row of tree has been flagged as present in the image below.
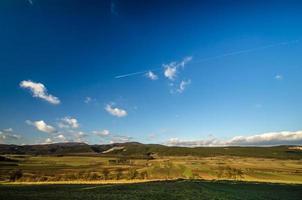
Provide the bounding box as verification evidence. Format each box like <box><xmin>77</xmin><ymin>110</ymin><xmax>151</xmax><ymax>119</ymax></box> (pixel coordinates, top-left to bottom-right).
<box><xmin>8</xmin><ymin>168</ymin><xmax>149</xmax><ymax>182</ymax></box>
<box><xmin>8</xmin><ymin>165</ymin><xmax>245</xmax><ymax>182</ymax></box>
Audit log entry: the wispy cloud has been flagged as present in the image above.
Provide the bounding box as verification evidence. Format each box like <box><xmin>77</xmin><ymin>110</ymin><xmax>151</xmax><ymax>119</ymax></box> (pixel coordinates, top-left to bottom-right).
<box><xmin>44</xmin><ymin>138</ymin><xmax>53</xmax><ymax>144</ymax></box>
<box><xmin>114</xmin><ymin>39</ymin><xmax>299</xmax><ymax>80</ymax></box>
<box><xmin>27</xmin><ymin>0</ymin><xmax>33</xmax><ymax>5</ymax></box>
<box><xmin>93</xmin><ymin>129</ymin><xmax>110</xmax><ymax>137</ymax></box>
<box><xmin>177</xmin><ymin>79</ymin><xmax>191</xmax><ymax>93</ymax></box>
<box><xmin>3</xmin><ymin>128</ymin><xmax>13</xmax><ymax>132</ymax></box>
<box><xmin>20</xmin><ymin>80</ymin><xmax>60</xmax><ymax>105</ymax></box>
<box><xmin>55</xmin><ymin>134</ymin><xmax>66</xmax><ymax>141</ymax></box>
<box><xmin>163</xmin><ymin>56</ymin><xmax>192</xmax><ymax>80</ymax></box>
<box><xmin>115</xmin><ymin>56</ymin><xmax>192</xmax><ymax>79</ymax></box>
<box><xmin>192</xmin><ymin>39</ymin><xmax>299</xmax><ymax>64</ymax></box>
<box><xmin>115</xmin><ymin>69</ymin><xmax>160</xmax><ymax>79</ymax></box>
<box><xmin>44</xmin><ymin>130</ymin><xmax>88</xmax><ymax>144</ymax></box>
<box><xmin>275</xmin><ymin>74</ymin><xmax>283</xmax><ymax>80</ymax></box>
<box><xmin>84</xmin><ymin>96</ymin><xmax>97</xmax><ymax>105</ymax></box>
<box><xmin>145</xmin><ymin>71</ymin><xmax>158</xmax><ymax>80</ymax></box>
<box><xmin>84</xmin><ymin>97</ymin><xmax>92</xmax><ymax>104</ymax></box>
<box><xmin>166</xmin><ymin>130</ymin><xmax>302</xmax><ymax>147</ymax></box>
<box><xmin>26</xmin><ymin>120</ymin><xmax>56</xmax><ymax>133</ymax></box>
<box><xmin>58</xmin><ymin>117</ymin><xmax>79</xmax><ymax>129</ymax></box>
<box><xmin>44</xmin><ymin>134</ymin><xmax>66</xmax><ymax>144</ymax></box>
<box><xmin>110</xmin><ymin>0</ymin><xmax>118</xmax><ymax>15</ymax></box>
<box><xmin>73</xmin><ymin>131</ymin><xmax>89</xmax><ymax>143</ymax></box>
<box><xmin>0</xmin><ymin>128</ymin><xmax>21</xmax><ymax>144</ymax></box>
<box><xmin>110</xmin><ymin>135</ymin><xmax>132</xmax><ymax>143</ymax></box>
<box><xmin>92</xmin><ymin>129</ymin><xmax>133</xmax><ymax>144</ymax></box>
<box><xmin>105</xmin><ymin>104</ymin><xmax>127</xmax><ymax>117</ymax></box>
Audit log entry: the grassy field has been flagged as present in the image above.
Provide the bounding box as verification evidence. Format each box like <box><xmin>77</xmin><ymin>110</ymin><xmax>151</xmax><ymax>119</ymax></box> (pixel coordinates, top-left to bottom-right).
<box><xmin>1</xmin><ymin>154</ymin><xmax>302</xmax><ymax>199</ymax></box>
<box><xmin>0</xmin><ymin>180</ymin><xmax>301</xmax><ymax>200</ymax></box>
<box><xmin>1</xmin><ymin>155</ymin><xmax>302</xmax><ymax>184</ymax></box>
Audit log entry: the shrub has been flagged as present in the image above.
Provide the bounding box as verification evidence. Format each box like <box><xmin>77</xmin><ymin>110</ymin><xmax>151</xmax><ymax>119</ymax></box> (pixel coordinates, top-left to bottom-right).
<box><xmin>9</xmin><ymin>169</ymin><xmax>23</xmax><ymax>181</ymax></box>
<box><xmin>115</xmin><ymin>168</ymin><xmax>123</xmax><ymax>180</ymax></box>
<box><xmin>217</xmin><ymin>166</ymin><xmax>244</xmax><ymax>180</ymax></box>
<box><xmin>102</xmin><ymin>168</ymin><xmax>110</xmax><ymax>180</ymax></box>
<box><xmin>139</xmin><ymin>171</ymin><xmax>148</xmax><ymax>179</ymax></box>
<box><xmin>127</xmin><ymin>168</ymin><xmax>138</xmax><ymax>180</ymax></box>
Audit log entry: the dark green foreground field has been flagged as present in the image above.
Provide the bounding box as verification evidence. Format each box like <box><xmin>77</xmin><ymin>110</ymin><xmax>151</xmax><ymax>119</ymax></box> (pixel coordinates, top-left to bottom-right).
<box><xmin>1</xmin><ymin>180</ymin><xmax>301</xmax><ymax>200</ymax></box>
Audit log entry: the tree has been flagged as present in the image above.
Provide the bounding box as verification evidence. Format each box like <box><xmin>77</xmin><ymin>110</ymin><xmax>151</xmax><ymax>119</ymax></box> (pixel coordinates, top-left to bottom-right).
<box><xmin>102</xmin><ymin>168</ymin><xmax>110</xmax><ymax>180</ymax></box>
<box><xmin>115</xmin><ymin>168</ymin><xmax>123</xmax><ymax>180</ymax></box>
<box><xmin>140</xmin><ymin>171</ymin><xmax>148</xmax><ymax>179</ymax></box>
<box><xmin>217</xmin><ymin>166</ymin><xmax>244</xmax><ymax>180</ymax></box>
<box><xmin>89</xmin><ymin>172</ymin><xmax>99</xmax><ymax>180</ymax></box>
<box><xmin>127</xmin><ymin>168</ymin><xmax>138</xmax><ymax>180</ymax></box>
<box><xmin>9</xmin><ymin>169</ymin><xmax>23</xmax><ymax>181</ymax></box>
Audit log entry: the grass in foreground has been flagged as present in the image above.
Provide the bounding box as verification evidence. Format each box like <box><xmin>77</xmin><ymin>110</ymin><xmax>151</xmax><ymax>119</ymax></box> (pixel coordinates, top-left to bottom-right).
<box><xmin>0</xmin><ymin>180</ymin><xmax>301</xmax><ymax>200</ymax></box>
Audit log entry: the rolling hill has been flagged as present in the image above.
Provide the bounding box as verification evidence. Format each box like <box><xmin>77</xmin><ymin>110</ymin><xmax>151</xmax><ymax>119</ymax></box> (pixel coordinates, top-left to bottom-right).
<box><xmin>1</xmin><ymin>142</ymin><xmax>302</xmax><ymax>159</ymax></box>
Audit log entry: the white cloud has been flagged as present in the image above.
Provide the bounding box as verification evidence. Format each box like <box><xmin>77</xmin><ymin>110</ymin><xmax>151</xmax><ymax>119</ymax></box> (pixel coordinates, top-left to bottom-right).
<box><xmin>59</xmin><ymin>117</ymin><xmax>79</xmax><ymax>129</ymax></box>
<box><xmin>179</xmin><ymin>56</ymin><xmax>192</xmax><ymax>68</ymax></box>
<box><xmin>226</xmin><ymin>131</ymin><xmax>302</xmax><ymax>146</ymax></box>
<box><xmin>105</xmin><ymin>104</ymin><xmax>127</xmax><ymax>117</ymax></box>
<box><xmin>164</xmin><ymin>65</ymin><xmax>177</xmax><ymax>80</ymax></box>
<box><xmin>74</xmin><ymin>131</ymin><xmax>88</xmax><ymax>143</ymax></box>
<box><xmin>93</xmin><ymin>129</ymin><xmax>110</xmax><ymax>137</ymax></box>
<box><xmin>43</xmin><ymin>134</ymin><xmax>66</xmax><ymax>144</ymax></box>
<box><xmin>56</xmin><ymin>130</ymin><xmax>88</xmax><ymax>143</ymax></box>
<box><xmin>275</xmin><ymin>74</ymin><xmax>283</xmax><ymax>80</ymax></box>
<box><xmin>3</xmin><ymin>128</ymin><xmax>13</xmax><ymax>132</ymax></box>
<box><xmin>166</xmin><ymin>130</ymin><xmax>302</xmax><ymax>147</ymax></box>
<box><xmin>84</xmin><ymin>97</ymin><xmax>92</xmax><ymax>104</ymax></box>
<box><xmin>0</xmin><ymin>133</ymin><xmax>20</xmax><ymax>141</ymax></box>
<box><xmin>26</xmin><ymin>120</ymin><xmax>56</xmax><ymax>133</ymax></box>
<box><xmin>177</xmin><ymin>79</ymin><xmax>191</xmax><ymax>93</ymax></box>
<box><xmin>110</xmin><ymin>135</ymin><xmax>132</xmax><ymax>143</ymax></box>
<box><xmin>163</xmin><ymin>56</ymin><xmax>192</xmax><ymax>80</ymax></box>
<box><xmin>0</xmin><ymin>129</ymin><xmax>21</xmax><ymax>143</ymax></box>
<box><xmin>55</xmin><ymin>134</ymin><xmax>66</xmax><ymax>140</ymax></box>
<box><xmin>92</xmin><ymin>129</ymin><xmax>132</xmax><ymax>144</ymax></box>
<box><xmin>0</xmin><ymin>132</ymin><xmax>5</xmax><ymax>141</ymax></box>
<box><xmin>45</xmin><ymin>138</ymin><xmax>52</xmax><ymax>144</ymax></box>
<box><xmin>20</xmin><ymin>80</ymin><xmax>60</xmax><ymax>105</ymax></box>
<box><xmin>77</xmin><ymin>131</ymin><xmax>86</xmax><ymax>137</ymax></box>
<box><xmin>145</xmin><ymin>71</ymin><xmax>158</xmax><ymax>80</ymax></box>
<box><xmin>9</xmin><ymin>134</ymin><xmax>21</xmax><ymax>140</ymax></box>
<box><xmin>167</xmin><ymin>137</ymin><xmax>227</xmax><ymax>147</ymax></box>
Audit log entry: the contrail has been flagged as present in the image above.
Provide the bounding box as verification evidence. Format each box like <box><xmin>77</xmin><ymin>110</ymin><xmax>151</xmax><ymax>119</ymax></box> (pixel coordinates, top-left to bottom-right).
<box><xmin>191</xmin><ymin>39</ymin><xmax>299</xmax><ymax>64</ymax></box>
<box><xmin>115</xmin><ymin>68</ymin><xmax>162</xmax><ymax>79</ymax></box>
<box><xmin>114</xmin><ymin>39</ymin><xmax>300</xmax><ymax>79</ymax></box>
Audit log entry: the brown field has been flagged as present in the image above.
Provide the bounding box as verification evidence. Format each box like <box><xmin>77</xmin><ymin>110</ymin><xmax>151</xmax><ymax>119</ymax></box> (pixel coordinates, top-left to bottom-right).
<box><xmin>1</xmin><ymin>155</ymin><xmax>302</xmax><ymax>184</ymax></box>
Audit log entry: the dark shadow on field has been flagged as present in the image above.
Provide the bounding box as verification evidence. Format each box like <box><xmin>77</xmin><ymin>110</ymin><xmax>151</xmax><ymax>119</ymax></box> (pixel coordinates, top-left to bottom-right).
<box><xmin>0</xmin><ymin>179</ymin><xmax>301</xmax><ymax>200</ymax></box>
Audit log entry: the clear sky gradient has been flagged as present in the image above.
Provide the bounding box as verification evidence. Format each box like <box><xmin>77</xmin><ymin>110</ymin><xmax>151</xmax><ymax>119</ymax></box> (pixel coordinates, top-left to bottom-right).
<box><xmin>0</xmin><ymin>0</ymin><xmax>302</xmax><ymax>146</ymax></box>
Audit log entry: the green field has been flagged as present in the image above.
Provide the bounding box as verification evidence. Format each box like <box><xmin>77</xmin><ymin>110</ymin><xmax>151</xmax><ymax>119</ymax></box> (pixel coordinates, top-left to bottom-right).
<box><xmin>0</xmin><ymin>180</ymin><xmax>301</xmax><ymax>200</ymax></box>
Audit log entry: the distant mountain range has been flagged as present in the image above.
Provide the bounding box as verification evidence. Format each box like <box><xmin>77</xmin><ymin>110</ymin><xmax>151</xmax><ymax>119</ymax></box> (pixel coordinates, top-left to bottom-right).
<box><xmin>0</xmin><ymin>142</ymin><xmax>301</xmax><ymax>159</ymax></box>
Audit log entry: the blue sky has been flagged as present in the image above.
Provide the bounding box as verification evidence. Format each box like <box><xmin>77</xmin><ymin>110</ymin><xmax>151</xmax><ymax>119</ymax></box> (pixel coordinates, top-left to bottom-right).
<box><xmin>1</xmin><ymin>0</ymin><xmax>302</xmax><ymax>146</ymax></box>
